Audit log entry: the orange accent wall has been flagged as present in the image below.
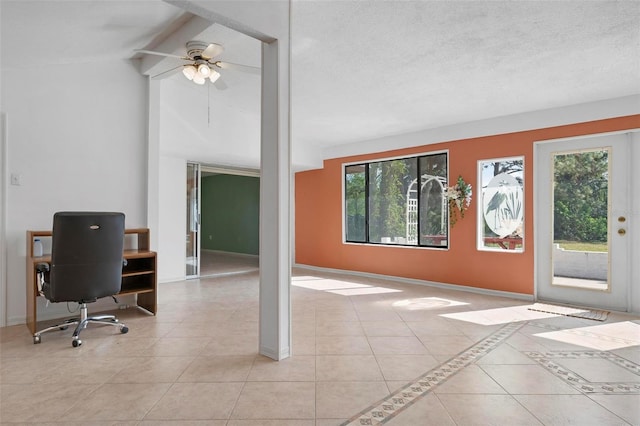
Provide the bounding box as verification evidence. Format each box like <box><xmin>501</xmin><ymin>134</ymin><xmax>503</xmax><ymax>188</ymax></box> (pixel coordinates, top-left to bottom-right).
<box><xmin>295</xmin><ymin>115</ymin><xmax>640</xmax><ymax>295</ymax></box>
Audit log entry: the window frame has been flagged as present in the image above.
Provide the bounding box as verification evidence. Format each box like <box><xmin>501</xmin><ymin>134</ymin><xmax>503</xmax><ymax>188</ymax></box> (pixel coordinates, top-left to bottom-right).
<box><xmin>476</xmin><ymin>155</ymin><xmax>525</xmax><ymax>253</ymax></box>
<box><xmin>343</xmin><ymin>150</ymin><xmax>449</xmax><ymax>249</ymax></box>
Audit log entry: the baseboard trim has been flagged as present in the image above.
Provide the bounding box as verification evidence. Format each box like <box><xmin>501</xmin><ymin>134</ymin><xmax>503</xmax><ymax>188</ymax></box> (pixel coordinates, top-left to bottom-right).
<box><xmin>293</xmin><ymin>263</ymin><xmax>534</xmax><ymax>302</ymax></box>
<box><xmin>259</xmin><ymin>344</ymin><xmax>290</xmax><ymax>361</ymax></box>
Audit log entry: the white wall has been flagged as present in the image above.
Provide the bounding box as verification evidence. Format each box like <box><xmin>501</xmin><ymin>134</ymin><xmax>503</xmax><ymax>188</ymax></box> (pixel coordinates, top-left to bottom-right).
<box><xmin>158</xmin><ymin>75</ymin><xmax>321</xmax><ymax>171</ymax></box>
<box><xmin>1</xmin><ymin>61</ymin><xmax>148</xmax><ymax>325</ymax></box>
<box><xmin>160</xmin><ymin>80</ymin><xmax>261</xmax><ymax>169</ymax></box>
<box><xmin>322</xmin><ymin>95</ymin><xmax>640</xmax><ymax>162</ymax></box>
<box><xmin>552</xmin><ymin>245</ymin><xmax>607</xmax><ymax>281</ymax></box>
<box><xmin>157</xmin><ymin>154</ymin><xmax>187</xmax><ymax>282</ymax></box>
<box><xmin>1</xmin><ymin>113</ymin><xmax>7</xmax><ymax>326</ymax></box>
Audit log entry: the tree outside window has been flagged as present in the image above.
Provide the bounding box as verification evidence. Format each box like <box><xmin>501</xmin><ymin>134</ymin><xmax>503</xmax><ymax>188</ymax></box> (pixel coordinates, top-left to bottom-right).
<box><xmin>344</xmin><ymin>152</ymin><xmax>448</xmax><ymax>248</ymax></box>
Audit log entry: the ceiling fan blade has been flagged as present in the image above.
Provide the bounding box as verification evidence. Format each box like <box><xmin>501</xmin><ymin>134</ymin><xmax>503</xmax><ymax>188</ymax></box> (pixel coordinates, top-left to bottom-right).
<box><xmin>151</xmin><ymin>65</ymin><xmax>183</xmax><ymax>80</ymax></box>
<box><xmin>135</xmin><ymin>49</ymin><xmax>188</xmax><ymax>60</ymax></box>
<box><xmin>213</xmin><ymin>78</ymin><xmax>228</xmax><ymax>90</ymax></box>
<box><xmin>201</xmin><ymin>43</ymin><xmax>224</xmax><ymax>60</ymax></box>
<box><xmin>215</xmin><ymin>61</ymin><xmax>261</xmax><ymax>75</ymax></box>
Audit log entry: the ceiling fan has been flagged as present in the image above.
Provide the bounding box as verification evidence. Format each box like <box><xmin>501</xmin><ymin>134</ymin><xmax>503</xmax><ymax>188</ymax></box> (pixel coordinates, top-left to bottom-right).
<box><xmin>136</xmin><ymin>40</ymin><xmax>260</xmax><ymax>87</ymax></box>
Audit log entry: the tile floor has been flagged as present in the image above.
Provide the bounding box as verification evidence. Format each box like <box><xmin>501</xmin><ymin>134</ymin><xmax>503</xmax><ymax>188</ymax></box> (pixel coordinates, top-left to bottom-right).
<box><xmin>199</xmin><ymin>250</ymin><xmax>259</xmax><ymax>278</ymax></box>
<box><xmin>1</xmin><ymin>268</ymin><xmax>639</xmax><ymax>425</ymax></box>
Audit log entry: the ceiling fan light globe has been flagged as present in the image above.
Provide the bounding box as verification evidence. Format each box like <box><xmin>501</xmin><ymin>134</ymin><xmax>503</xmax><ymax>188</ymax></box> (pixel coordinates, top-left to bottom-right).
<box><xmin>209</xmin><ymin>70</ymin><xmax>221</xmax><ymax>83</ymax></box>
<box><xmin>182</xmin><ymin>65</ymin><xmax>197</xmax><ymax>80</ymax></box>
<box><xmin>193</xmin><ymin>73</ymin><xmax>206</xmax><ymax>85</ymax></box>
<box><xmin>197</xmin><ymin>63</ymin><xmax>211</xmax><ymax>77</ymax></box>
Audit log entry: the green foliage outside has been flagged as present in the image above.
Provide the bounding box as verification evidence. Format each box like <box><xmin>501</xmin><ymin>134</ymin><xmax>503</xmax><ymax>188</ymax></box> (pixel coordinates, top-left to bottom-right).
<box><xmin>345</xmin><ymin>154</ymin><xmax>447</xmax><ymax>244</ymax></box>
<box><xmin>419</xmin><ymin>155</ymin><xmax>448</xmax><ymax>238</ymax></box>
<box><xmin>368</xmin><ymin>159</ymin><xmax>413</xmax><ymax>242</ymax></box>
<box><xmin>345</xmin><ymin>168</ymin><xmax>366</xmax><ymax>241</ymax></box>
<box><xmin>553</xmin><ymin>150</ymin><xmax>608</xmax><ymax>243</ymax></box>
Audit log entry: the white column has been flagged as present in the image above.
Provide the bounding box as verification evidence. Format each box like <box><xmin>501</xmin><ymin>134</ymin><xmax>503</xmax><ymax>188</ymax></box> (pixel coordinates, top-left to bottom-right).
<box><xmin>147</xmin><ymin>79</ymin><xmax>161</xmax><ymax>251</ymax></box>
<box><xmin>162</xmin><ymin>0</ymin><xmax>293</xmax><ymax>360</ymax></box>
<box><xmin>259</xmin><ymin>39</ymin><xmax>291</xmax><ymax>360</ymax></box>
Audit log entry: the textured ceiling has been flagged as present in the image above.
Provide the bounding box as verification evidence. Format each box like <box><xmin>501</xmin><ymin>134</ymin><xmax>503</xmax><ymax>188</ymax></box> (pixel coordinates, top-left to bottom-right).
<box><xmin>290</xmin><ymin>1</ymin><xmax>640</xmax><ymax>148</ymax></box>
<box><xmin>0</xmin><ymin>0</ymin><xmax>185</xmax><ymax>66</ymax></box>
<box><xmin>1</xmin><ymin>0</ymin><xmax>639</xmax><ymax>167</ymax></box>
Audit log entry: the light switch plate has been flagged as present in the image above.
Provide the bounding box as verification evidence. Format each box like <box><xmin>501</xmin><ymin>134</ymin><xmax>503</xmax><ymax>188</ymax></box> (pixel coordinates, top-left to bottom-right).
<box><xmin>10</xmin><ymin>173</ymin><xmax>21</xmax><ymax>186</ymax></box>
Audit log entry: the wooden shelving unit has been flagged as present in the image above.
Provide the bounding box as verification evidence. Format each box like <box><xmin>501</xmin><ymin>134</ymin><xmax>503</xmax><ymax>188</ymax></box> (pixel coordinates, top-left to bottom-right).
<box><xmin>26</xmin><ymin>228</ymin><xmax>157</xmax><ymax>335</ymax></box>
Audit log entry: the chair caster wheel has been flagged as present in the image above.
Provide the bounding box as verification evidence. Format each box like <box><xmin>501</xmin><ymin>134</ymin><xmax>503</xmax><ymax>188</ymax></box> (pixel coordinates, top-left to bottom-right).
<box><xmin>72</xmin><ymin>339</ymin><xmax>82</xmax><ymax>347</ymax></box>
<box><xmin>33</xmin><ymin>336</ymin><xmax>41</xmax><ymax>344</ymax></box>
<box><xmin>120</xmin><ymin>326</ymin><xmax>129</xmax><ymax>334</ymax></box>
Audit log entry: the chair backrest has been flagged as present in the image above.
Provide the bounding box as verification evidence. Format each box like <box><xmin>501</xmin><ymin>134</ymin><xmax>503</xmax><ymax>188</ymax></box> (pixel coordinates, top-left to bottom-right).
<box><xmin>47</xmin><ymin>212</ymin><xmax>125</xmax><ymax>303</ymax></box>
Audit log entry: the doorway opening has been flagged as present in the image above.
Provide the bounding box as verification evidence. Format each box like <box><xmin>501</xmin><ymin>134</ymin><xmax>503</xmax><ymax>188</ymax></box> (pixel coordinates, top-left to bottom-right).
<box><xmin>186</xmin><ymin>163</ymin><xmax>260</xmax><ymax>278</ymax></box>
<box><xmin>535</xmin><ymin>132</ymin><xmax>634</xmax><ymax>311</ymax></box>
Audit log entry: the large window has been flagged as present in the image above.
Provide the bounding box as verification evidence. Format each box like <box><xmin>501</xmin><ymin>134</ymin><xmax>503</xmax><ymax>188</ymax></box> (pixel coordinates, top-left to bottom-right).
<box><xmin>345</xmin><ymin>152</ymin><xmax>448</xmax><ymax>248</ymax></box>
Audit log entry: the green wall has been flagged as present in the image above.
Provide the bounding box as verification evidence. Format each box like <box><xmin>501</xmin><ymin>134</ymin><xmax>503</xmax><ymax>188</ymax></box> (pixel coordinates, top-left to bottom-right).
<box><xmin>201</xmin><ymin>174</ymin><xmax>259</xmax><ymax>255</ymax></box>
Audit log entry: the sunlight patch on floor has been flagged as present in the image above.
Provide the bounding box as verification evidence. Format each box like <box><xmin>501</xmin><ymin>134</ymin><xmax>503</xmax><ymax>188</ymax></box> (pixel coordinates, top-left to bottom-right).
<box><xmin>292</xmin><ymin>277</ymin><xmax>370</xmax><ymax>291</ymax></box>
<box><xmin>440</xmin><ymin>304</ymin><xmax>560</xmax><ymax>325</ymax></box>
<box><xmin>393</xmin><ymin>297</ymin><xmax>469</xmax><ymax>310</ymax></box>
<box><xmin>291</xmin><ymin>276</ymin><xmax>402</xmax><ymax>296</ymax></box>
<box><xmin>534</xmin><ymin>321</ymin><xmax>640</xmax><ymax>350</ymax></box>
<box><xmin>328</xmin><ymin>286</ymin><xmax>402</xmax><ymax>296</ymax></box>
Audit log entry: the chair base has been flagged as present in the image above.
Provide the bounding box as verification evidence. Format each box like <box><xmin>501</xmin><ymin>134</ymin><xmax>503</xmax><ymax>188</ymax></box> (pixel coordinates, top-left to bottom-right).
<box><xmin>33</xmin><ymin>303</ymin><xmax>128</xmax><ymax>347</ymax></box>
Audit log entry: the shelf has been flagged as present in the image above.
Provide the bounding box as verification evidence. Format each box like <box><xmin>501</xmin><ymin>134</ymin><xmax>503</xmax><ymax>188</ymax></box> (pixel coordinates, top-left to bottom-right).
<box><xmin>123</xmin><ymin>249</ymin><xmax>155</xmax><ymax>259</ymax></box>
<box><xmin>118</xmin><ymin>286</ymin><xmax>155</xmax><ymax>296</ymax></box>
<box><xmin>122</xmin><ymin>270</ymin><xmax>154</xmax><ymax>278</ymax></box>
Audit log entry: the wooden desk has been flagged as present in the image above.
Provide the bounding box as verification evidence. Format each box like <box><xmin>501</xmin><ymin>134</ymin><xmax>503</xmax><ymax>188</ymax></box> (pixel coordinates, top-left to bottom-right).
<box><xmin>26</xmin><ymin>228</ymin><xmax>157</xmax><ymax>335</ymax></box>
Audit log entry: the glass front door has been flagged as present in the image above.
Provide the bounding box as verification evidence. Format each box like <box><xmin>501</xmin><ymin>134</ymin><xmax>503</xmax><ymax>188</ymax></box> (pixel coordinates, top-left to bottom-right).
<box><xmin>186</xmin><ymin>162</ymin><xmax>200</xmax><ymax>278</ymax></box>
<box><xmin>536</xmin><ymin>133</ymin><xmax>631</xmax><ymax>311</ymax></box>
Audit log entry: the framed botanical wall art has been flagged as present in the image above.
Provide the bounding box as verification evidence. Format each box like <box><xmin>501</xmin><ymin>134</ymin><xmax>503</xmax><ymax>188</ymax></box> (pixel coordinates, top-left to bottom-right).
<box><xmin>477</xmin><ymin>156</ymin><xmax>524</xmax><ymax>252</ymax></box>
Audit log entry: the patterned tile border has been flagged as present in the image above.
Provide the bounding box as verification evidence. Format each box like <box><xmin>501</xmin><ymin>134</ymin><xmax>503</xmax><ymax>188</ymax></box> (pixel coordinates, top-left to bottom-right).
<box><xmin>526</xmin><ymin>350</ymin><xmax>640</xmax><ymax>394</ymax></box>
<box><xmin>341</xmin><ymin>321</ymin><xmax>525</xmax><ymax>426</ymax></box>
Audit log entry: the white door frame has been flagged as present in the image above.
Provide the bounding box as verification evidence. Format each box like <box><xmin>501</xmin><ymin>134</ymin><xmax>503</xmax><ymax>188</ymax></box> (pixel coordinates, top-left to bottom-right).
<box><xmin>534</xmin><ymin>130</ymin><xmax>639</xmax><ymax>313</ymax></box>
<box><xmin>186</xmin><ymin>162</ymin><xmax>201</xmax><ymax>279</ymax></box>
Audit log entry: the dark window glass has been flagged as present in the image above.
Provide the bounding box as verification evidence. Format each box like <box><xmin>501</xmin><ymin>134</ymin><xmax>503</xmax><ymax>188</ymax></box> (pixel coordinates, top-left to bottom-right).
<box><xmin>345</xmin><ymin>153</ymin><xmax>448</xmax><ymax>248</ymax></box>
<box><xmin>418</xmin><ymin>153</ymin><xmax>448</xmax><ymax>246</ymax></box>
<box><xmin>345</xmin><ymin>165</ymin><xmax>366</xmax><ymax>242</ymax></box>
<box><xmin>368</xmin><ymin>158</ymin><xmax>417</xmax><ymax>245</ymax></box>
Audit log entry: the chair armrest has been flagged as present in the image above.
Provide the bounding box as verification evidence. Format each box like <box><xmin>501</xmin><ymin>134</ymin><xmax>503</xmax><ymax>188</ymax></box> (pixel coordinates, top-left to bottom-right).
<box><xmin>36</xmin><ymin>263</ymin><xmax>50</xmax><ymax>273</ymax></box>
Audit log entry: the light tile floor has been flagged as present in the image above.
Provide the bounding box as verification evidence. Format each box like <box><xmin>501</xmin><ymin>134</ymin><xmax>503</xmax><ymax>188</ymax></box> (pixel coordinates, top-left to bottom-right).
<box><xmin>1</xmin><ymin>268</ymin><xmax>639</xmax><ymax>425</ymax></box>
<box><xmin>199</xmin><ymin>250</ymin><xmax>259</xmax><ymax>278</ymax></box>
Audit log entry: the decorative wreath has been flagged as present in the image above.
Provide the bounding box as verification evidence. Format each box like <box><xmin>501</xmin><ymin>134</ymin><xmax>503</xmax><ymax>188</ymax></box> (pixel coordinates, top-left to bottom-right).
<box><xmin>446</xmin><ymin>175</ymin><xmax>472</xmax><ymax>227</ymax></box>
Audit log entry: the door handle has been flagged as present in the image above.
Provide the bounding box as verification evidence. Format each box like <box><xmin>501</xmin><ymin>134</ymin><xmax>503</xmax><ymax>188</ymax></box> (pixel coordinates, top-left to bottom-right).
<box><xmin>618</xmin><ymin>228</ymin><xmax>626</xmax><ymax>236</ymax></box>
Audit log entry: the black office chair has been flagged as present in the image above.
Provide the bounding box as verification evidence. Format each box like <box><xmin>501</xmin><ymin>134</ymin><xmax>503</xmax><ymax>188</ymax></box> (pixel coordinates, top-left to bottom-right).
<box><xmin>34</xmin><ymin>212</ymin><xmax>129</xmax><ymax>347</ymax></box>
